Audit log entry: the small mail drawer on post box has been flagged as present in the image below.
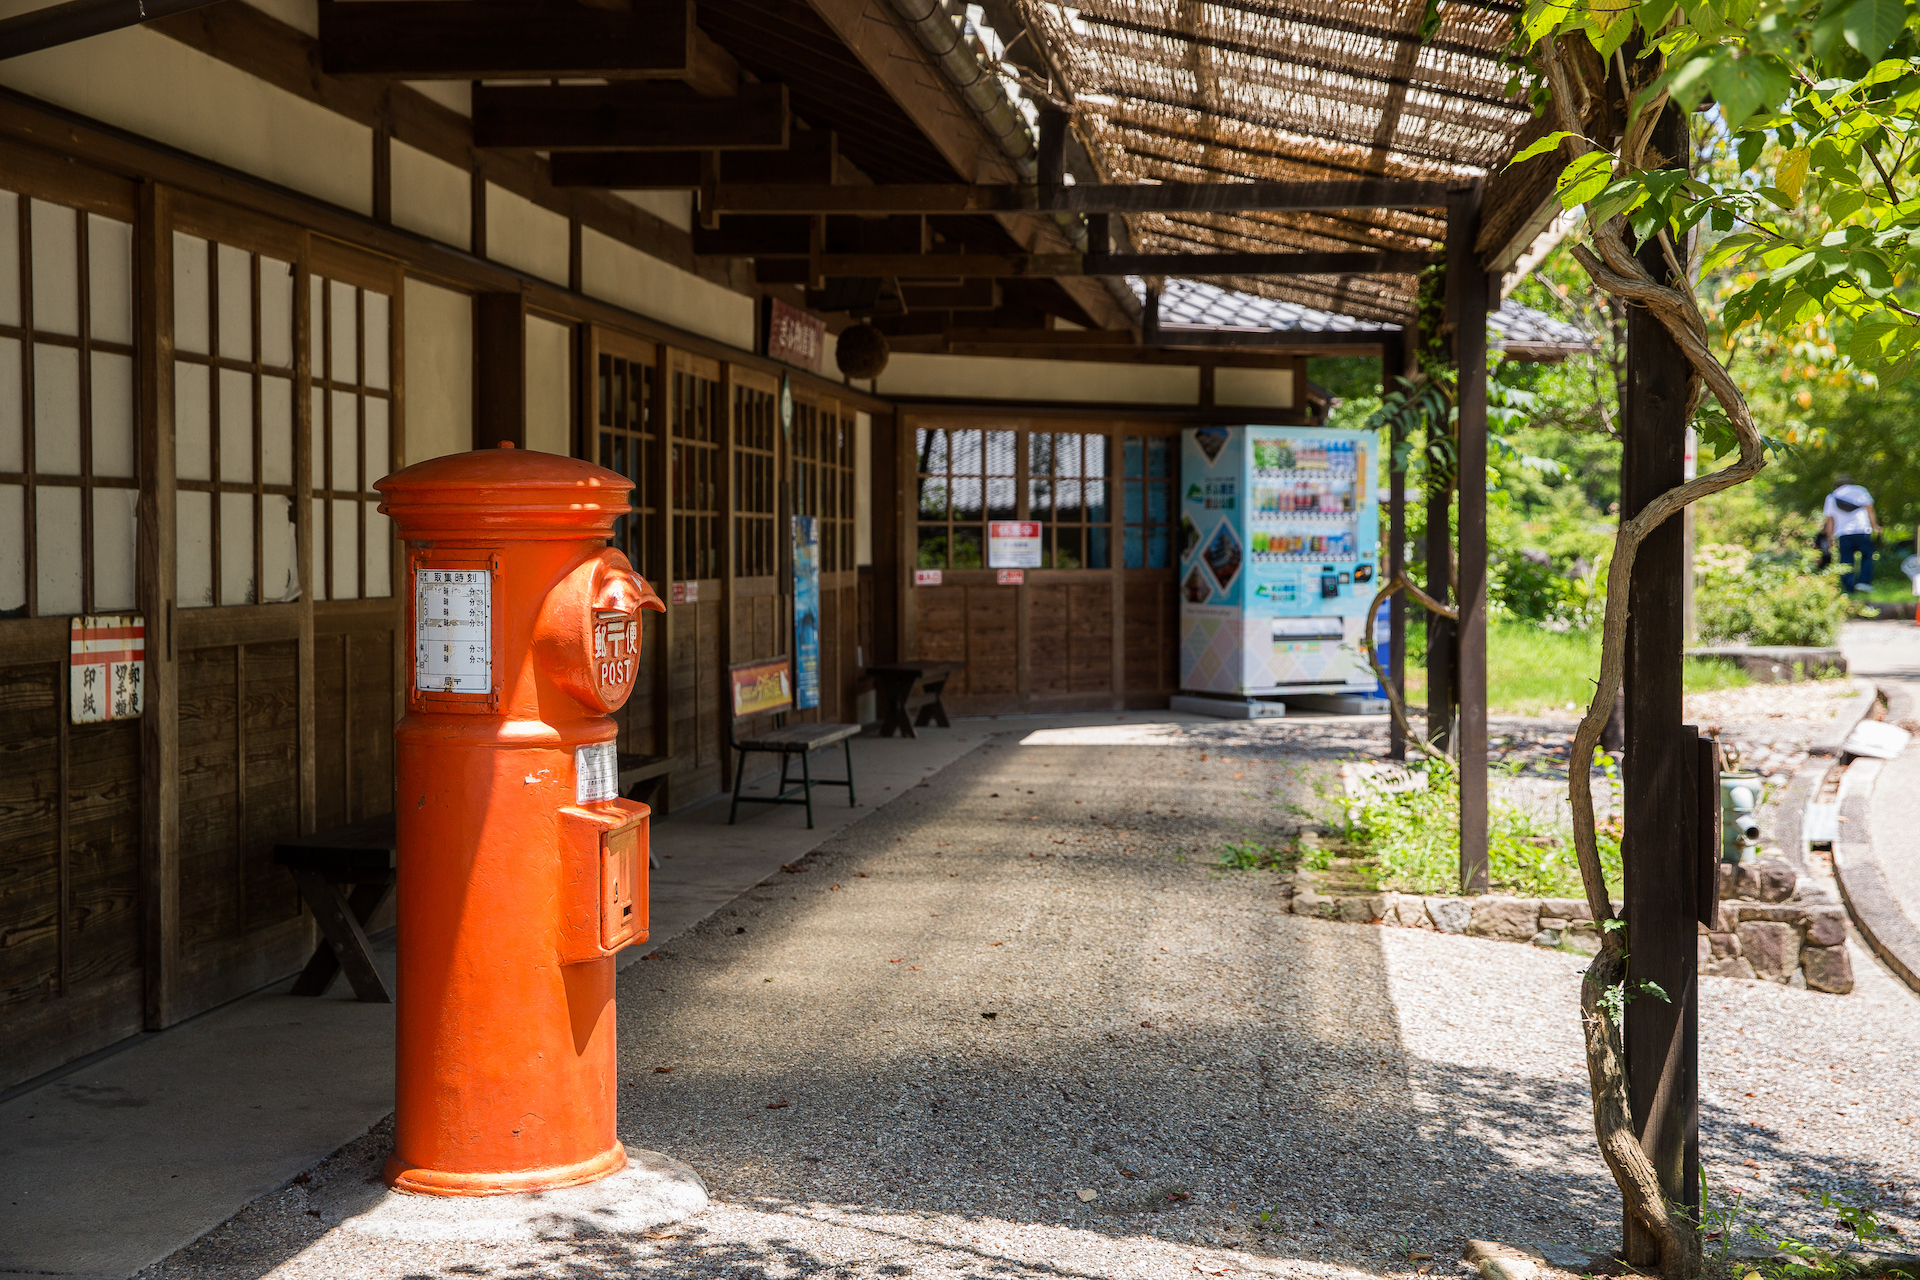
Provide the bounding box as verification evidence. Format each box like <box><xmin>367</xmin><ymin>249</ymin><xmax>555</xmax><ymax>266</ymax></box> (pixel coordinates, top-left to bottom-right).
<box><xmin>558</xmin><ymin>798</ymin><xmax>650</xmax><ymax>965</ymax></box>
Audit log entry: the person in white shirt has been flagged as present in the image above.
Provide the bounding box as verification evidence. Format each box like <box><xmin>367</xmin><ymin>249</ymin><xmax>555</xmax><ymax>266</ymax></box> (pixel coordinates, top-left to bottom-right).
<box><xmin>1822</xmin><ymin>474</ymin><xmax>1881</xmax><ymax>592</ymax></box>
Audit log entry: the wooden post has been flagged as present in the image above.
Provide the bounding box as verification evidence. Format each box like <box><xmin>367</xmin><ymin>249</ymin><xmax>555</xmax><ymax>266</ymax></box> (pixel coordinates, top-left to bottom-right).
<box><xmin>1621</xmin><ymin>100</ymin><xmax>1700</xmax><ymax>1267</ymax></box>
<box><xmin>1037</xmin><ymin>106</ymin><xmax>1067</xmax><ymax>207</ymax></box>
<box><xmin>1449</xmin><ymin>183</ymin><xmax>1490</xmax><ymax>892</ymax></box>
<box><xmin>474</xmin><ymin>292</ymin><xmax>526</xmax><ymax>449</ymax></box>
<box><xmin>1385</xmin><ymin>328</ymin><xmax>1407</xmax><ymax>762</ymax></box>
<box><xmin>1423</xmin><ymin>341</ymin><xmax>1454</xmax><ymax>752</ymax></box>
<box><xmin>137</xmin><ymin>181</ymin><xmax>180</xmax><ymax>1030</ymax></box>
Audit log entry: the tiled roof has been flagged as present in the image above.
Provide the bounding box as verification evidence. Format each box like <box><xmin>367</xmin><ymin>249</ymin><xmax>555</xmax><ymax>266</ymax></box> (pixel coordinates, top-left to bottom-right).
<box><xmin>1136</xmin><ymin>278</ymin><xmax>1596</xmax><ymax>354</ymax></box>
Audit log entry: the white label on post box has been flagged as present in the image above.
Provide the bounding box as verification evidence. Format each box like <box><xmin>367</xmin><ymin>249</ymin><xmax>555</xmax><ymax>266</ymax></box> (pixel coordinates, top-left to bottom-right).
<box><xmin>576</xmin><ymin>741</ymin><xmax>618</xmax><ymax>804</ymax></box>
<box><xmin>415</xmin><ymin>570</ymin><xmax>492</xmax><ymax>694</ymax></box>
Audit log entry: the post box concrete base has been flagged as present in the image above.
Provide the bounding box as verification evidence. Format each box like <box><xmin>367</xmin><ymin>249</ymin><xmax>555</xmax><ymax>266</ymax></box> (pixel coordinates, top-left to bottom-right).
<box><xmin>312</xmin><ymin>1146</ymin><xmax>709</xmax><ymax>1242</ymax></box>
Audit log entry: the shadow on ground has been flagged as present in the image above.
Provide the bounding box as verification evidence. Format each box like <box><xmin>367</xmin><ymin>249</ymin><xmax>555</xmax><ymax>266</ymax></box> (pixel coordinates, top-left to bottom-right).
<box><xmin>151</xmin><ymin>731</ymin><xmax>1919</xmax><ymax>1280</ymax></box>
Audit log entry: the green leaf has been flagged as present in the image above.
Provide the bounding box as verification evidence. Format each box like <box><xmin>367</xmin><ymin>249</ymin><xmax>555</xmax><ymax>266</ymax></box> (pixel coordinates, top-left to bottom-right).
<box><xmin>1852</xmin><ymin>248</ymin><xmax>1897</xmax><ymax>294</ymax></box>
<box><xmin>1508</xmin><ymin>131</ymin><xmax>1577</xmax><ymax>167</ymax></box>
<box><xmin>1665</xmin><ymin>55</ymin><xmax>1717</xmax><ymax>111</ymax></box>
<box><xmin>1849</xmin><ymin>314</ymin><xmax>1901</xmax><ymax>362</ymax></box>
<box><xmin>1555</xmin><ymin>151</ymin><xmax>1614</xmax><ymax>209</ymax></box>
<box><xmin>1707</xmin><ymin>54</ymin><xmax>1797</xmax><ymax>130</ymax></box>
<box><xmin>1829</xmin><ymin>186</ymin><xmax>1869</xmax><ymax>221</ymax></box>
<box><xmin>1841</xmin><ymin>0</ymin><xmax>1907</xmax><ymax>64</ymax></box>
<box><xmin>1768</xmin><ymin>250</ymin><xmax>1818</xmax><ymax>283</ymax></box>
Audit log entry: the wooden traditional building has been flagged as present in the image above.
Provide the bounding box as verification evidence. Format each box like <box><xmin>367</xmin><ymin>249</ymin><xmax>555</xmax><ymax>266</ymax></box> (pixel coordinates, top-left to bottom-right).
<box><xmin>0</xmin><ymin>0</ymin><xmax>1563</xmax><ymax>1095</ymax></box>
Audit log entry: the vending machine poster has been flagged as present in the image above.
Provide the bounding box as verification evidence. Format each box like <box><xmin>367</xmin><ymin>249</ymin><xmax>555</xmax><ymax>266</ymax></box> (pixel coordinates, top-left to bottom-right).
<box><xmin>792</xmin><ymin>514</ymin><xmax>821</xmax><ymax>709</ymax></box>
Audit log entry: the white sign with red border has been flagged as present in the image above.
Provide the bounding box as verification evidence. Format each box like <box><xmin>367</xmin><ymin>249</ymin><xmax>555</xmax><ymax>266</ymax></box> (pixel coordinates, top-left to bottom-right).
<box><xmin>996</xmin><ymin>569</ymin><xmax>1025</xmax><ymax>586</ymax></box>
<box><xmin>70</xmin><ymin>614</ymin><xmax>145</xmax><ymax>724</ymax></box>
<box><xmin>987</xmin><ymin>520</ymin><xmax>1042</xmax><ymax>569</ymax></box>
<box><xmin>914</xmin><ymin>569</ymin><xmax>943</xmax><ymax>586</ymax></box>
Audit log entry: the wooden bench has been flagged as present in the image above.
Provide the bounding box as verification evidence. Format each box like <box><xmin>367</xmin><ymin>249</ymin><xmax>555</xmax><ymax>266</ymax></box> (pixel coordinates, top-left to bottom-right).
<box><xmin>617</xmin><ymin>753</ymin><xmax>678</xmax><ymax>867</ymax></box>
<box><xmin>867</xmin><ymin>660</ymin><xmax>964</xmax><ymax>739</ymax></box>
<box><xmin>273</xmin><ymin>813</ymin><xmax>396</xmax><ymax>1003</ymax></box>
<box><xmin>727</xmin><ymin>656</ymin><xmax>860</xmax><ymax>829</ymax></box>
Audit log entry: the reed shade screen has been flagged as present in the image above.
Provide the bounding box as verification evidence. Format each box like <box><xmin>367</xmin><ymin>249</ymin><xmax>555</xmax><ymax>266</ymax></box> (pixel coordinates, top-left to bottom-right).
<box><xmin>309</xmin><ymin>274</ymin><xmax>394</xmax><ymax>602</ymax></box>
<box><xmin>670</xmin><ymin>368</ymin><xmax>721</xmax><ymax>581</ymax></box>
<box><xmin>732</xmin><ymin>383</ymin><xmax>776</xmax><ymax>577</ymax></box>
<box><xmin>597</xmin><ymin>351</ymin><xmax>655</xmax><ymax>571</ymax></box>
<box><xmin>0</xmin><ymin>191</ymin><xmax>138</xmax><ymax>619</ymax></box>
<box><xmin>1011</xmin><ymin>0</ymin><xmax>1529</xmax><ymax>321</ymax></box>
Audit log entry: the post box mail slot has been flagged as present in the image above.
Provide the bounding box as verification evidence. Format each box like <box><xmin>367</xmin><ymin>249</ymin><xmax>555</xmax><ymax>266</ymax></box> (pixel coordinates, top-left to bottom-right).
<box><xmin>558</xmin><ymin>798</ymin><xmax>649</xmax><ymax>965</ymax></box>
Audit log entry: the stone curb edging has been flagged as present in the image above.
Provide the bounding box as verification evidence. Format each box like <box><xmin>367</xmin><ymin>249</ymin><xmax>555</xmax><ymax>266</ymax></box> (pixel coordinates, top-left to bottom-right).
<box><xmin>1281</xmin><ymin>861</ymin><xmax>1855</xmax><ymax>993</ymax></box>
<box><xmin>1809</xmin><ymin>677</ymin><xmax>1881</xmax><ymax>756</ymax></box>
<box><xmin>1834</xmin><ymin>693</ymin><xmax>1920</xmax><ymax>996</ymax></box>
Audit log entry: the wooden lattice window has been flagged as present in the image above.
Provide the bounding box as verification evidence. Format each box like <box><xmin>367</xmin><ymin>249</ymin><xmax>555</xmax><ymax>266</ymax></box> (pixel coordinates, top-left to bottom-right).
<box><xmin>0</xmin><ymin>190</ymin><xmax>138</xmax><ymax>619</ymax></box>
<box><xmin>732</xmin><ymin>381</ymin><xmax>776</xmax><ymax>577</ymax></box>
<box><xmin>822</xmin><ymin>410</ymin><xmax>855</xmax><ymax>572</ymax></box>
<box><xmin>669</xmin><ymin>363</ymin><xmax>720</xmax><ymax>581</ymax></box>
<box><xmin>914</xmin><ymin>425</ymin><xmax>1014</xmax><ymax>570</ymax></box>
<box><xmin>1030</xmin><ymin>430</ymin><xmax>1111</xmax><ymax>569</ymax></box>
<box><xmin>1121</xmin><ymin>434</ymin><xmax>1176</xmax><ymax>569</ymax></box>
<box><xmin>172</xmin><ymin>232</ymin><xmax>300</xmax><ymax>609</ymax></box>
<box><xmin>309</xmin><ymin>270</ymin><xmax>394</xmax><ymax>602</ymax></box>
<box><xmin>596</xmin><ymin>346</ymin><xmax>655</xmax><ymax>571</ymax></box>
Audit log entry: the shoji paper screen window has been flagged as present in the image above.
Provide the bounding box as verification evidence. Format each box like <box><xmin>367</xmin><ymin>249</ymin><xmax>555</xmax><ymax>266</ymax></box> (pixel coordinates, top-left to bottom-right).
<box><xmin>172</xmin><ymin>233</ymin><xmax>299</xmax><ymax>608</ymax></box>
<box><xmin>0</xmin><ymin>190</ymin><xmax>138</xmax><ymax>619</ymax></box>
<box><xmin>309</xmin><ymin>275</ymin><xmax>393</xmax><ymax>601</ymax></box>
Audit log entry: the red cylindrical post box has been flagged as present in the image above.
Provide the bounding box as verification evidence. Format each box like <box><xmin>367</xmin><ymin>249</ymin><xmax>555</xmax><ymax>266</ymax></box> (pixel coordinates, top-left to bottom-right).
<box><xmin>376</xmin><ymin>443</ymin><xmax>664</xmax><ymax>1196</ymax></box>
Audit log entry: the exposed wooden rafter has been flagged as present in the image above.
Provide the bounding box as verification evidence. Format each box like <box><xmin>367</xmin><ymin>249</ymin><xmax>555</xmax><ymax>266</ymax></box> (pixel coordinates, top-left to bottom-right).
<box><xmin>702</xmin><ymin>179</ymin><xmax>1452</xmax><ymax>215</ymax></box>
<box><xmin>549</xmin><ymin>130</ymin><xmax>839</xmax><ymax>188</ymax></box>
<box><xmin>748</xmin><ymin>249</ymin><xmax>1435</xmax><ymax>280</ymax></box>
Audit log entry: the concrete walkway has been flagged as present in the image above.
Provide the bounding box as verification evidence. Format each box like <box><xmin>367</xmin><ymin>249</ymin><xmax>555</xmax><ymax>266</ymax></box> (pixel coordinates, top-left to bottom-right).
<box><xmin>0</xmin><ymin>708</ymin><xmax>1295</xmax><ymax>1280</ymax></box>
<box><xmin>1835</xmin><ymin>621</ymin><xmax>1920</xmax><ymax>992</ymax></box>
<box><xmin>146</xmin><ymin>712</ymin><xmax>1920</xmax><ymax>1280</ymax></box>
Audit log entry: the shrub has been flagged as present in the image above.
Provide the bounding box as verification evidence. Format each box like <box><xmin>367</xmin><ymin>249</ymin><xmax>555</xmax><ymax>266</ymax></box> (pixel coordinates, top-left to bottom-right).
<box><xmin>1337</xmin><ymin>757</ymin><xmax>1623</xmax><ymax>899</ymax></box>
<box><xmin>1694</xmin><ymin>543</ymin><xmax>1849</xmax><ymax>646</ymax></box>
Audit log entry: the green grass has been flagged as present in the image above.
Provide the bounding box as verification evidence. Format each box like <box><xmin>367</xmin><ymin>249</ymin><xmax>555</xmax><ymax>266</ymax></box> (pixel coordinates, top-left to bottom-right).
<box><xmin>1400</xmin><ymin>622</ymin><xmax>1751</xmax><ymax>716</ymax></box>
<box><xmin>1858</xmin><ymin>571</ymin><xmax>1917</xmax><ymax>603</ymax></box>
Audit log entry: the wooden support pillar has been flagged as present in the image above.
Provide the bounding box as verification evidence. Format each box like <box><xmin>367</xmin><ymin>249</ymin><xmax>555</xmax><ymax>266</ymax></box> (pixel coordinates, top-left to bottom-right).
<box><xmin>1621</xmin><ymin>99</ymin><xmax>1700</xmax><ymax>1267</ymax></box>
<box><xmin>1448</xmin><ymin>183</ymin><xmax>1490</xmax><ymax>892</ymax></box>
<box><xmin>474</xmin><ymin>292</ymin><xmax>526</xmax><ymax>449</ymax></box>
<box><xmin>1037</xmin><ymin>106</ymin><xmax>1067</xmax><ymax>206</ymax></box>
<box><xmin>1385</xmin><ymin>328</ymin><xmax>1408</xmax><ymax>761</ymax></box>
<box><xmin>1424</xmin><ymin>309</ymin><xmax>1454</xmax><ymax>754</ymax></box>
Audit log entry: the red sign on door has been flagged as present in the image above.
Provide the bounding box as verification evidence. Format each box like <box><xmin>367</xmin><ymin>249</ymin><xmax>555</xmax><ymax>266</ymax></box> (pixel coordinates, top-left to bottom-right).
<box><xmin>996</xmin><ymin>569</ymin><xmax>1025</xmax><ymax>586</ymax></box>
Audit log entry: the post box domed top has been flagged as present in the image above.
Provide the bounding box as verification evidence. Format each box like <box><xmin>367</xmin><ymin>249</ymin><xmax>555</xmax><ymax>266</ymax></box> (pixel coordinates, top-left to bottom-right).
<box><xmin>377</xmin><ymin>444</ymin><xmax>633</xmax><ymax>540</ymax></box>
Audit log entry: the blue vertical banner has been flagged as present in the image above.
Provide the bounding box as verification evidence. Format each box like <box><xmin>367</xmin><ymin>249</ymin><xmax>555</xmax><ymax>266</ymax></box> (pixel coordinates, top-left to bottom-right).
<box><xmin>792</xmin><ymin>514</ymin><xmax>821</xmax><ymax>709</ymax></box>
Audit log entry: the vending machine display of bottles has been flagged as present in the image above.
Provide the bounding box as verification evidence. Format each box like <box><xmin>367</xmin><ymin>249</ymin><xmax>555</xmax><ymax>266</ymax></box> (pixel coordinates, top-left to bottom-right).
<box><xmin>1178</xmin><ymin>425</ymin><xmax>1382</xmax><ymax>698</ymax></box>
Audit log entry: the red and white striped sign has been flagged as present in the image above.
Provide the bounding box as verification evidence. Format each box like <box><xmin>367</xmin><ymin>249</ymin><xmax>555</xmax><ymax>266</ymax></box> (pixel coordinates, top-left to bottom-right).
<box><xmin>70</xmin><ymin>614</ymin><xmax>145</xmax><ymax>724</ymax></box>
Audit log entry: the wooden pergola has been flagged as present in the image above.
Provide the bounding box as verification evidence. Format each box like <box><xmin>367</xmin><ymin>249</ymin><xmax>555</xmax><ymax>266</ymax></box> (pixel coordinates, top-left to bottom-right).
<box><xmin>0</xmin><ymin>0</ymin><xmax>1705</xmax><ymax>1262</ymax></box>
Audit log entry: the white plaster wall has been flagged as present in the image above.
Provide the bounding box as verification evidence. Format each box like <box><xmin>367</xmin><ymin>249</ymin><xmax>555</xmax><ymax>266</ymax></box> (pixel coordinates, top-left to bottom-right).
<box><xmin>1214</xmin><ymin>367</ymin><xmax>1295</xmax><ymax>409</ymax></box>
<box><xmin>874</xmin><ymin>353</ymin><xmax>1200</xmax><ymax>405</ymax></box>
<box><xmin>613</xmin><ymin>190</ymin><xmax>694</xmax><ymax>233</ymax></box>
<box><xmin>391</xmin><ymin>140</ymin><xmax>471</xmax><ymax>249</ymax></box>
<box><xmin>0</xmin><ymin>21</ymin><xmax>372</xmax><ymax>216</ymax></box>
<box><xmin>579</xmin><ymin>226</ymin><xmax>756</xmax><ymax>350</ymax></box>
<box><xmin>525</xmin><ymin>315</ymin><xmax>573</xmax><ymax>457</ymax></box>
<box><xmin>486</xmin><ymin>183</ymin><xmax>570</xmax><ymax>286</ymax></box>
<box><xmin>854</xmin><ymin>411</ymin><xmax>872</xmax><ymax>566</ymax></box>
<box><xmin>402</xmin><ymin>278</ymin><xmax>472</xmax><ymax>463</ymax></box>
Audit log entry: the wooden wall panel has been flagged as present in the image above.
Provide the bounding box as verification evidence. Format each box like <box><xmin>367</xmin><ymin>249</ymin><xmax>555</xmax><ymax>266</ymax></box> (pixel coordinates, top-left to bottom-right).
<box><xmin>313</xmin><ymin>633</ymin><xmax>348</xmax><ymax>833</ymax></box>
<box><xmin>1069</xmin><ymin>582</ymin><xmax>1114</xmax><ymax>696</ymax></box>
<box><xmin>176</xmin><ymin>647</ymin><xmax>240</xmax><ymax>955</ymax></box>
<box><xmin>346</xmin><ymin>632</ymin><xmax>395</xmax><ymax>822</ymax></box>
<box><xmin>667</xmin><ymin>589</ymin><xmax>724</xmax><ymax>804</ymax></box>
<box><xmin>964</xmin><ymin>589</ymin><xmax>1019</xmax><ymax>709</ymax></box>
<box><xmin>613</xmin><ymin>609</ymin><xmax>663</xmax><ymax>760</ymax></box>
<box><xmin>1124</xmin><ymin>576</ymin><xmax>1179</xmax><ymax>705</ymax></box>
<box><xmin>1030</xmin><ymin>585</ymin><xmax>1070</xmax><ymax>697</ymax></box>
<box><xmin>66</xmin><ymin>719</ymin><xmax>144</xmax><ymax>997</ymax></box>
<box><xmin>0</xmin><ymin>665</ymin><xmax>61</xmax><ymax>1011</ymax></box>
<box><xmin>241</xmin><ymin>641</ymin><xmax>302</xmax><ymax>935</ymax></box>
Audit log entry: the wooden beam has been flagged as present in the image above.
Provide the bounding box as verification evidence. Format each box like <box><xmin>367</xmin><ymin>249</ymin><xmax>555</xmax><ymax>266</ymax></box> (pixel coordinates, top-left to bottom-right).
<box><xmin>885</xmin><ymin>336</ymin><xmax>1355</xmax><ymax>366</ymax></box>
<box><xmin>1621</xmin><ymin>99</ymin><xmax>1700</xmax><ymax>1271</ymax></box>
<box><xmin>473</xmin><ymin>82</ymin><xmax>789</xmax><ymax>152</ymax></box>
<box><xmin>750</xmin><ymin>250</ymin><xmax>1433</xmax><ymax>279</ymax></box>
<box><xmin>475</xmin><ymin>294</ymin><xmax>527</xmax><ymax>449</ymax></box>
<box><xmin>550</xmin><ymin>130</ymin><xmax>838</xmax><ymax>189</ymax></box>
<box><xmin>1449</xmin><ymin>182</ymin><xmax>1490</xmax><ymax>894</ymax></box>
<box><xmin>710</xmin><ymin>178</ymin><xmax>1453</xmax><ymax>215</ymax></box>
<box><xmin>899</xmin><ymin>279</ymin><xmax>999</xmax><ymax>310</ymax></box>
<box><xmin>317</xmin><ymin>0</ymin><xmax>694</xmax><ymax>79</ymax></box>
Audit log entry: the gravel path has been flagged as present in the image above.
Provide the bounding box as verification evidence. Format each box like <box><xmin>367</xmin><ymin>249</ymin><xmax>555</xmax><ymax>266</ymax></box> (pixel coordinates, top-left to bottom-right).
<box><xmin>148</xmin><ymin>726</ymin><xmax>1920</xmax><ymax>1279</ymax></box>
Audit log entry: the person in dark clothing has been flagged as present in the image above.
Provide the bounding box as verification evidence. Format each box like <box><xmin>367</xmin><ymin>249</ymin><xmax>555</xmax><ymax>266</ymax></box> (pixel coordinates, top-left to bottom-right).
<box><xmin>1822</xmin><ymin>474</ymin><xmax>1881</xmax><ymax>592</ymax></box>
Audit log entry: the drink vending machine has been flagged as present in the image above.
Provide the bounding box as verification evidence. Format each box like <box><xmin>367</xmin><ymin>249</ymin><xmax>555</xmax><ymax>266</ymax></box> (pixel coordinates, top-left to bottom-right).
<box><xmin>1175</xmin><ymin>424</ymin><xmax>1389</xmax><ymax>713</ymax></box>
